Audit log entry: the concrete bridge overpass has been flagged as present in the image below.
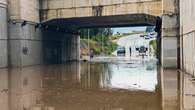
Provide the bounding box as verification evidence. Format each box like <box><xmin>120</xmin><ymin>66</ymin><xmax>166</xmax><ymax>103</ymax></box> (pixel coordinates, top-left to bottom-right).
<box><xmin>0</xmin><ymin>0</ymin><xmax>195</xmax><ymax>76</ymax></box>
<box><xmin>40</xmin><ymin>0</ymin><xmax>161</xmax><ymax>21</ymax></box>
<box><xmin>40</xmin><ymin>0</ymin><xmax>161</xmax><ymax>28</ymax></box>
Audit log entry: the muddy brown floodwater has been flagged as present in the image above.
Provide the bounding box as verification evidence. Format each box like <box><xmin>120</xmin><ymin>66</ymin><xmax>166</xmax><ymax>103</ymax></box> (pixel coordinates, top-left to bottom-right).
<box><xmin>0</xmin><ymin>62</ymin><xmax>195</xmax><ymax>110</ymax></box>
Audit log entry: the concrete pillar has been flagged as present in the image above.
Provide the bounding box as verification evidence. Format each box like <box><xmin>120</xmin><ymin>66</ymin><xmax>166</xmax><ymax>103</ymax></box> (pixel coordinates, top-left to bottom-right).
<box><xmin>161</xmin><ymin>0</ymin><xmax>180</xmax><ymax>68</ymax></box>
<box><xmin>62</xmin><ymin>35</ymin><xmax>68</xmax><ymax>62</ymax></box>
<box><xmin>180</xmin><ymin>0</ymin><xmax>195</xmax><ymax>76</ymax></box>
<box><xmin>8</xmin><ymin>22</ymin><xmax>43</xmax><ymax>67</ymax></box>
<box><xmin>0</xmin><ymin>0</ymin><xmax>8</xmax><ymax>68</ymax></box>
<box><xmin>8</xmin><ymin>0</ymin><xmax>43</xmax><ymax>67</ymax></box>
<box><xmin>62</xmin><ymin>36</ymin><xmax>71</xmax><ymax>62</ymax></box>
<box><xmin>70</xmin><ymin>35</ymin><xmax>80</xmax><ymax>61</ymax></box>
<box><xmin>62</xmin><ymin>34</ymin><xmax>80</xmax><ymax>62</ymax></box>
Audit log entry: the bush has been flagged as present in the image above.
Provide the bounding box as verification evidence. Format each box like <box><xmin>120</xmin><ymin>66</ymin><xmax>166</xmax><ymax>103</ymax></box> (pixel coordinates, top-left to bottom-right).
<box><xmin>80</xmin><ymin>38</ymin><xmax>118</xmax><ymax>56</ymax></box>
<box><xmin>149</xmin><ymin>40</ymin><xmax>157</xmax><ymax>55</ymax></box>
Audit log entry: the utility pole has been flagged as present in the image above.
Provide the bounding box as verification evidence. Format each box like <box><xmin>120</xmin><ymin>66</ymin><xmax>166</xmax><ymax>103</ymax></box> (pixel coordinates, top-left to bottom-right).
<box><xmin>88</xmin><ymin>29</ymin><xmax>90</xmax><ymax>59</ymax></box>
<box><xmin>101</xmin><ymin>30</ymin><xmax>103</xmax><ymax>55</ymax></box>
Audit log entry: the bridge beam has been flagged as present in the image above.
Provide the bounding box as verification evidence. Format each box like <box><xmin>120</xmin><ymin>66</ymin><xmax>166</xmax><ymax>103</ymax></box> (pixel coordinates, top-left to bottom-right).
<box><xmin>40</xmin><ymin>0</ymin><xmax>162</xmax><ymax>22</ymax></box>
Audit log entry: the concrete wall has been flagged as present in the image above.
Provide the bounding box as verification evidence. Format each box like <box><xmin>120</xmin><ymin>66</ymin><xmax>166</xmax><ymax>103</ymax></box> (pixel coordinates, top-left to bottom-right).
<box><xmin>0</xmin><ymin>0</ymin><xmax>8</xmax><ymax>68</ymax></box>
<box><xmin>180</xmin><ymin>0</ymin><xmax>195</xmax><ymax>76</ymax></box>
<box><xmin>61</xmin><ymin>33</ymin><xmax>81</xmax><ymax>62</ymax></box>
<box><xmin>7</xmin><ymin>0</ymin><xmax>80</xmax><ymax>67</ymax></box>
<box><xmin>8</xmin><ymin>0</ymin><xmax>43</xmax><ymax>67</ymax></box>
<box><xmin>42</xmin><ymin>0</ymin><xmax>159</xmax><ymax>8</ymax></box>
<box><xmin>8</xmin><ymin>23</ymin><xmax>80</xmax><ymax>66</ymax></box>
<box><xmin>42</xmin><ymin>30</ymin><xmax>80</xmax><ymax>64</ymax></box>
<box><xmin>8</xmin><ymin>0</ymin><xmax>40</xmax><ymax>22</ymax></box>
<box><xmin>8</xmin><ymin>23</ymin><xmax>43</xmax><ymax>67</ymax></box>
<box><xmin>41</xmin><ymin>0</ymin><xmax>162</xmax><ymax>21</ymax></box>
<box><xmin>7</xmin><ymin>23</ymin><xmax>80</xmax><ymax>67</ymax></box>
<box><xmin>161</xmin><ymin>0</ymin><xmax>179</xmax><ymax>68</ymax></box>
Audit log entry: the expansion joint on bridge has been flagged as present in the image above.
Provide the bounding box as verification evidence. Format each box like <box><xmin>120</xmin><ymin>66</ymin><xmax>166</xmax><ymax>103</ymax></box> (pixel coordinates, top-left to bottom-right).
<box><xmin>162</xmin><ymin>13</ymin><xmax>179</xmax><ymax>17</ymax></box>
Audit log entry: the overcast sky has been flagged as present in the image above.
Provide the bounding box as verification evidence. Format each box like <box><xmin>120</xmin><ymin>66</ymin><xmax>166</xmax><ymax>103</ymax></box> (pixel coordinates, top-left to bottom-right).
<box><xmin>112</xmin><ymin>26</ymin><xmax>146</xmax><ymax>35</ymax></box>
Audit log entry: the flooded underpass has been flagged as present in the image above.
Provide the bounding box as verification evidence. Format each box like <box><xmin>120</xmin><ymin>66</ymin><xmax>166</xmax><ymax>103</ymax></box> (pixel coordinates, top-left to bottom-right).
<box><xmin>0</xmin><ymin>61</ymin><xmax>195</xmax><ymax>110</ymax></box>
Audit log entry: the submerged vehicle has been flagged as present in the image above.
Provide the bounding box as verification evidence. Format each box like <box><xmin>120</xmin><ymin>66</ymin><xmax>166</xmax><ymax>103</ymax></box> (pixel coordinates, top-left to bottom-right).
<box><xmin>144</xmin><ymin>35</ymin><xmax>150</xmax><ymax>40</ymax></box>
<box><xmin>117</xmin><ymin>46</ymin><xmax>126</xmax><ymax>56</ymax></box>
<box><xmin>139</xmin><ymin>46</ymin><xmax>148</xmax><ymax>56</ymax></box>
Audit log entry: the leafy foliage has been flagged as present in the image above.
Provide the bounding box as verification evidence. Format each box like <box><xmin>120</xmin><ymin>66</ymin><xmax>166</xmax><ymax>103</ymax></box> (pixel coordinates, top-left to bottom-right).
<box><xmin>149</xmin><ymin>40</ymin><xmax>157</xmax><ymax>55</ymax></box>
<box><xmin>80</xmin><ymin>28</ymin><xmax>117</xmax><ymax>55</ymax></box>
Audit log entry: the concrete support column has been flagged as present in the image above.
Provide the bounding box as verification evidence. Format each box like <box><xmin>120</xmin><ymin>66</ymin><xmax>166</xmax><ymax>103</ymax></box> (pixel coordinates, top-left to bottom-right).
<box><xmin>8</xmin><ymin>22</ymin><xmax>43</xmax><ymax>67</ymax></box>
<box><xmin>70</xmin><ymin>35</ymin><xmax>80</xmax><ymax>61</ymax></box>
<box><xmin>161</xmin><ymin>0</ymin><xmax>180</xmax><ymax>68</ymax></box>
<box><xmin>62</xmin><ymin>34</ymin><xmax>80</xmax><ymax>62</ymax></box>
<box><xmin>0</xmin><ymin>0</ymin><xmax>8</xmax><ymax>68</ymax></box>
<box><xmin>7</xmin><ymin>0</ymin><xmax>41</xmax><ymax>67</ymax></box>
<box><xmin>62</xmin><ymin>36</ymin><xmax>70</xmax><ymax>62</ymax></box>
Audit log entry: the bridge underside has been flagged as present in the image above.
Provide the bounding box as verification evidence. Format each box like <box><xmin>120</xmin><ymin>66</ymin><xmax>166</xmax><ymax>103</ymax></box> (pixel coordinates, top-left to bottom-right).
<box><xmin>4</xmin><ymin>11</ymin><xmax>179</xmax><ymax>70</ymax></box>
<box><xmin>43</xmin><ymin>14</ymin><xmax>157</xmax><ymax>29</ymax></box>
<box><xmin>3</xmin><ymin>13</ymin><xmax>163</xmax><ymax>67</ymax></box>
<box><xmin>2</xmin><ymin>0</ymin><xmax>194</xmax><ymax>76</ymax></box>
<box><xmin>36</xmin><ymin>14</ymin><xmax>157</xmax><ymax>65</ymax></box>
<box><xmin>0</xmin><ymin>0</ymin><xmax>180</xmax><ymax>70</ymax></box>
<box><xmin>3</xmin><ymin>13</ymin><xmax>159</xmax><ymax>67</ymax></box>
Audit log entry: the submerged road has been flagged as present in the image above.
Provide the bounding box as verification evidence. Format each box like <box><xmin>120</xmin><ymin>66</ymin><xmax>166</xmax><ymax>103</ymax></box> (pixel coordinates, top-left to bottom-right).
<box><xmin>112</xmin><ymin>33</ymin><xmax>156</xmax><ymax>57</ymax></box>
<box><xmin>0</xmin><ymin>61</ymin><xmax>194</xmax><ymax>110</ymax></box>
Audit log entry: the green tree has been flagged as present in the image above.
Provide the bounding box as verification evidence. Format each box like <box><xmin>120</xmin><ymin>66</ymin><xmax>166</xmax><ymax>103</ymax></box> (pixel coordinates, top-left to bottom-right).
<box><xmin>80</xmin><ymin>28</ymin><xmax>117</xmax><ymax>55</ymax></box>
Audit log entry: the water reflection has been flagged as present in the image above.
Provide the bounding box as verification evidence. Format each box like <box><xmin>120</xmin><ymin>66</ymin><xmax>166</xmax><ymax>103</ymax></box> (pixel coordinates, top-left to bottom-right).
<box><xmin>0</xmin><ymin>62</ymin><xmax>194</xmax><ymax>110</ymax></box>
<box><xmin>181</xmin><ymin>74</ymin><xmax>195</xmax><ymax>110</ymax></box>
<box><xmin>106</xmin><ymin>63</ymin><xmax>157</xmax><ymax>91</ymax></box>
<box><xmin>0</xmin><ymin>69</ymin><xmax>9</xmax><ymax>110</ymax></box>
<box><xmin>161</xmin><ymin>69</ymin><xmax>195</xmax><ymax>110</ymax></box>
<box><xmin>79</xmin><ymin>61</ymin><xmax>157</xmax><ymax>91</ymax></box>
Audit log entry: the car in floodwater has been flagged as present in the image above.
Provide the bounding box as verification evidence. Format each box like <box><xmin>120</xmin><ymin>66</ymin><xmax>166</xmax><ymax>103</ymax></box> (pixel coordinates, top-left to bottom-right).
<box><xmin>149</xmin><ymin>32</ymin><xmax>156</xmax><ymax>36</ymax></box>
<box><xmin>117</xmin><ymin>46</ymin><xmax>126</xmax><ymax>56</ymax></box>
<box><xmin>140</xmin><ymin>35</ymin><xmax>144</xmax><ymax>37</ymax></box>
<box><xmin>139</xmin><ymin>46</ymin><xmax>148</xmax><ymax>56</ymax></box>
<box><xmin>148</xmin><ymin>32</ymin><xmax>157</xmax><ymax>38</ymax></box>
<box><xmin>144</xmin><ymin>35</ymin><xmax>150</xmax><ymax>40</ymax></box>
